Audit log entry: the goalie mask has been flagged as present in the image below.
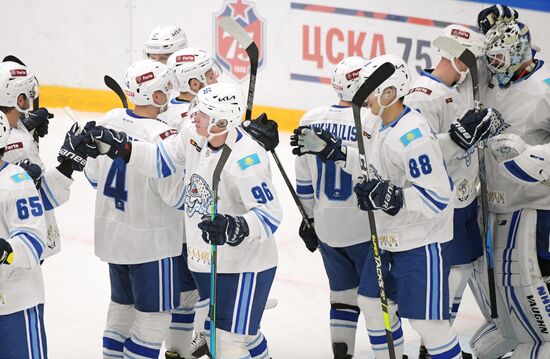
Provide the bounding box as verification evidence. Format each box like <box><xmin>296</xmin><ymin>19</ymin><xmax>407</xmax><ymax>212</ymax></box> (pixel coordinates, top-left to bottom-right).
<box><xmin>0</xmin><ymin>61</ymin><xmax>39</xmax><ymax>115</ymax></box>
<box><xmin>189</xmin><ymin>83</ymin><xmax>245</xmax><ymax>140</ymax></box>
<box><xmin>435</xmin><ymin>24</ymin><xmax>485</xmax><ymax>84</ymax></box>
<box><xmin>485</xmin><ymin>21</ymin><xmax>532</xmax><ymax>87</ymax></box>
<box><xmin>166</xmin><ymin>48</ymin><xmax>222</xmax><ymax>95</ymax></box>
<box><xmin>331</xmin><ymin>56</ymin><xmax>368</xmax><ymax>102</ymax></box>
<box><xmin>124</xmin><ymin>59</ymin><xmax>176</xmax><ymax>108</ymax></box>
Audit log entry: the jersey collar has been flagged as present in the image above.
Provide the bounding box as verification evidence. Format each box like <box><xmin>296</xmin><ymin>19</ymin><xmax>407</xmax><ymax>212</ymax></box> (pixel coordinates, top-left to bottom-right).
<box><xmin>380</xmin><ymin>106</ymin><xmax>411</xmax><ymax>132</ymax></box>
<box><xmin>126</xmin><ymin>109</ymin><xmax>147</xmax><ymax>119</ymax></box>
<box><xmin>170</xmin><ymin>97</ymin><xmax>191</xmax><ymax>105</ymax></box>
<box><xmin>331</xmin><ymin>104</ymin><xmax>350</xmax><ymax>108</ymax></box>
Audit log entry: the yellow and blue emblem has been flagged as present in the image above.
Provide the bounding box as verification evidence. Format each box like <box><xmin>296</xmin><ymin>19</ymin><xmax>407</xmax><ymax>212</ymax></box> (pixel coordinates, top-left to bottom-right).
<box><xmin>11</xmin><ymin>172</ymin><xmax>32</xmax><ymax>183</ymax></box>
<box><xmin>238</xmin><ymin>153</ymin><xmax>261</xmax><ymax>170</ymax></box>
<box><xmin>399</xmin><ymin>128</ymin><xmax>423</xmax><ymax>147</ymax></box>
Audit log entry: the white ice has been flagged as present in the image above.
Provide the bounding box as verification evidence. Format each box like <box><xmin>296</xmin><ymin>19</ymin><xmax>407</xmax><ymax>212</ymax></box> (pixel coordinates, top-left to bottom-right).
<box><xmin>37</xmin><ymin>109</ymin><xmax>484</xmax><ymax>358</ymax></box>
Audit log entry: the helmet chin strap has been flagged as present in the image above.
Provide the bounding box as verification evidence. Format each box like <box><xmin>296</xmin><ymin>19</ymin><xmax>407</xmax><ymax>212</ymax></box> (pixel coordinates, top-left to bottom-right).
<box><xmin>206</xmin><ymin>123</ymin><xmax>229</xmax><ymax>142</ymax></box>
<box><xmin>152</xmin><ymin>91</ymin><xmax>170</xmax><ymax>112</ymax></box>
<box><xmin>375</xmin><ymin>90</ymin><xmax>399</xmax><ymax>117</ymax></box>
<box><xmin>451</xmin><ymin>58</ymin><xmax>469</xmax><ymax>84</ymax></box>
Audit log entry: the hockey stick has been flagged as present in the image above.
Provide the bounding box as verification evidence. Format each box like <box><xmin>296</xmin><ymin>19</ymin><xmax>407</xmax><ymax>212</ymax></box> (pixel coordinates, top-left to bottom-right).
<box><xmin>104</xmin><ymin>75</ymin><xmax>129</xmax><ymax>109</ymax></box>
<box><xmin>432</xmin><ymin>36</ymin><xmax>498</xmax><ymax>319</ymax></box>
<box><xmin>351</xmin><ymin>62</ymin><xmax>396</xmax><ymax>359</ymax></box>
<box><xmin>219</xmin><ymin>17</ymin><xmax>316</xmax><ymax>235</ymax></box>
<box><xmin>3</xmin><ymin>55</ymin><xmax>41</xmax><ymax>142</ymax></box>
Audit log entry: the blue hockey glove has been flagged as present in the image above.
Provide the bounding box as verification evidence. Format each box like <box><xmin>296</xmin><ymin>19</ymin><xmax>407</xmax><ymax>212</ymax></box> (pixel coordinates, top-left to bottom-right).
<box><xmin>354</xmin><ymin>178</ymin><xmax>404</xmax><ymax>216</ymax></box>
<box><xmin>198</xmin><ymin>214</ymin><xmax>249</xmax><ymax>246</ymax></box>
<box><xmin>290</xmin><ymin>125</ymin><xmax>346</xmax><ymax>162</ymax></box>
<box><xmin>298</xmin><ymin>219</ymin><xmax>319</xmax><ymax>253</ymax></box>
<box><xmin>477</xmin><ymin>4</ymin><xmax>519</xmax><ymax>34</ymax></box>
<box><xmin>58</xmin><ymin>122</ymin><xmax>98</xmax><ymax>172</ymax></box>
<box><xmin>242</xmin><ymin>113</ymin><xmax>279</xmax><ymax>152</ymax></box>
<box><xmin>449</xmin><ymin>107</ymin><xmax>508</xmax><ymax>151</ymax></box>
<box><xmin>15</xmin><ymin>159</ymin><xmax>42</xmax><ymax>190</ymax></box>
<box><xmin>0</xmin><ymin>238</ymin><xmax>14</xmax><ymax>265</ymax></box>
<box><xmin>21</xmin><ymin>108</ymin><xmax>54</xmax><ymax>138</ymax></box>
<box><xmin>88</xmin><ymin>124</ymin><xmax>130</xmax><ymax>161</ymax></box>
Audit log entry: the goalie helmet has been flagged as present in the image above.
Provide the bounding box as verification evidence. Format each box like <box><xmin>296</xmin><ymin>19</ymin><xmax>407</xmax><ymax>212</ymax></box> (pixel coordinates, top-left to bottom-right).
<box><xmin>0</xmin><ymin>61</ymin><xmax>39</xmax><ymax>114</ymax></box>
<box><xmin>360</xmin><ymin>54</ymin><xmax>410</xmax><ymax>115</ymax></box>
<box><xmin>485</xmin><ymin>20</ymin><xmax>532</xmax><ymax>87</ymax></box>
<box><xmin>144</xmin><ymin>26</ymin><xmax>188</xmax><ymax>56</ymax></box>
<box><xmin>124</xmin><ymin>59</ymin><xmax>175</xmax><ymax>107</ymax></box>
<box><xmin>166</xmin><ymin>48</ymin><xmax>221</xmax><ymax>94</ymax></box>
<box><xmin>331</xmin><ymin>56</ymin><xmax>368</xmax><ymax>102</ymax></box>
<box><xmin>435</xmin><ymin>24</ymin><xmax>486</xmax><ymax>83</ymax></box>
<box><xmin>0</xmin><ymin>111</ymin><xmax>9</xmax><ymax>149</ymax></box>
<box><xmin>190</xmin><ymin>82</ymin><xmax>245</xmax><ymax>138</ymax></box>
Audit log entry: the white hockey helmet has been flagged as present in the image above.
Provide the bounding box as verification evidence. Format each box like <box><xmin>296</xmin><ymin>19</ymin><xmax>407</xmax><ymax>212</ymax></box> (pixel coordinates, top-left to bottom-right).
<box><xmin>331</xmin><ymin>56</ymin><xmax>368</xmax><ymax>102</ymax></box>
<box><xmin>485</xmin><ymin>21</ymin><xmax>532</xmax><ymax>87</ymax></box>
<box><xmin>144</xmin><ymin>26</ymin><xmax>188</xmax><ymax>56</ymax></box>
<box><xmin>359</xmin><ymin>54</ymin><xmax>410</xmax><ymax>115</ymax></box>
<box><xmin>190</xmin><ymin>82</ymin><xmax>245</xmax><ymax>138</ymax></box>
<box><xmin>166</xmin><ymin>48</ymin><xmax>221</xmax><ymax>94</ymax></box>
<box><xmin>435</xmin><ymin>24</ymin><xmax>485</xmax><ymax>83</ymax></box>
<box><xmin>0</xmin><ymin>111</ymin><xmax>9</xmax><ymax>150</ymax></box>
<box><xmin>0</xmin><ymin>61</ymin><xmax>39</xmax><ymax>114</ymax></box>
<box><xmin>124</xmin><ymin>59</ymin><xmax>176</xmax><ymax>107</ymax></box>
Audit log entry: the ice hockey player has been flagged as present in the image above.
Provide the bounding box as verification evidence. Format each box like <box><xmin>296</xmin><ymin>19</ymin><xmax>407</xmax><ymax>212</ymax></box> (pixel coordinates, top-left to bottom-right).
<box><xmin>0</xmin><ymin>110</ymin><xmax>49</xmax><ymax>358</ymax></box>
<box><xmin>83</xmin><ymin>59</ymin><xmax>192</xmax><ymax>359</ymax></box>
<box><xmin>466</xmin><ymin>4</ymin><xmax>550</xmax><ymax>358</ymax></box>
<box><xmin>84</xmin><ymin>82</ymin><xmax>281</xmax><ymax>359</ymax></box>
<box><xmin>160</xmin><ymin>47</ymin><xmax>221</xmax><ymax>130</ymax></box>
<box><xmin>291</xmin><ymin>56</ymin><xmax>392</xmax><ymax>359</ymax></box>
<box><xmin>404</xmin><ymin>24</ymin><xmax>491</xmax><ymax>359</ymax></box>
<box><xmin>144</xmin><ymin>25</ymin><xmax>188</xmax><ymax>64</ymax></box>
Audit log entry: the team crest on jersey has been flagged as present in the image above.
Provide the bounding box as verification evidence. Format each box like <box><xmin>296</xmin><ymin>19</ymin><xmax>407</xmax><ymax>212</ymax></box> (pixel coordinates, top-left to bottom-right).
<box><xmin>214</xmin><ymin>0</ymin><xmax>265</xmax><ymax>81</ymax></box>
<box><xmin>184</xmin><ymin>174</ymin><xmax>214</xmax><ymax>217</ymax></box>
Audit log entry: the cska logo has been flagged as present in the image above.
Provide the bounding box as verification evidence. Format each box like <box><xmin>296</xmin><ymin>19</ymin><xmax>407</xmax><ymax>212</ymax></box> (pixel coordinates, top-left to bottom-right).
<box><xmin>214</xmin><ymin>0</ymin><xmax>265</xmax><ymax>81</ymax></box>
<box><xmin>10</xmin><ymin>69</ymin><xmax>27</xmax><ymax>77</ymax></box>
<box><xmin>136</xmin><ymin>72</ymin><xmax>155</xmax><ymax>84</ymax></box>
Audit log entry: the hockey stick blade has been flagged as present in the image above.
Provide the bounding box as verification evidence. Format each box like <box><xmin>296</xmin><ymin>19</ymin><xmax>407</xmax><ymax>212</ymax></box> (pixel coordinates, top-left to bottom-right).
<box><xmin>219</xmin><ymin>16</ymin><xmax>259</xmax><ymax>122</ymax></box>
<box><xmin>352</xmin><ymin>62</ymin><xmax>396</xmax><ymax>107</ymax></box>
<box><xmin>104</xmin><ymin>75</ymin><xmax>129</xmax><ymax>109</ymax></box>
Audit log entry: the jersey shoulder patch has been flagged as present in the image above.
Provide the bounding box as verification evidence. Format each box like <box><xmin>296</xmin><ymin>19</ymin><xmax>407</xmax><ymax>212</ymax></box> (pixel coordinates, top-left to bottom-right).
<box><xmin>399</xmin><ymin>128</ymin><xmax>423</xmax><ymax>147</ymax></box>
<box><xmin>408</xmin><ymin>87</ymin><xmax>433</xmax><ymax>96</ymax></box>
<box><xmin>159</xmin><ymin>128</ymin><xmax>178</xmax><ymax>140</ymax></box>
<box><xmin>11</xmin><ymin>172</ymin><xmax>32</xmax><ymax>183</ymax></box>
<box><xmin>237</xmin><ymin>153</ymin><xmax>261</xmax><ymax>170</ymax></box>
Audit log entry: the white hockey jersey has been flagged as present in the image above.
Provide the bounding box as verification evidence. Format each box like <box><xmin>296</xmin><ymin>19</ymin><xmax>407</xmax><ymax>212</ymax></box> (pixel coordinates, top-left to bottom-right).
<box><xmin>4</xmin><ymin>123</ymin><xmax>73</xmax><ymax>258</ymax></box>
<box><xmin>157</xmin><ymin>97</ymin><xmax>191</xmax><ymax>131</ymax></box>
<box><xmin>0</xmin><ymin>162</ymin><xmax>48</xmax><ymax>315</ymax></box>
<box><xmin>128</xmin><ymin>126</ymin><xmax>282</xmax><ymax>274</ymax></box>
<box><xmin>84</xmin><ymin>109</ymin><xmax>186</xmax><ymax>264</ymax></box>
<box><xmin>295</xmin><ymin>105</ymin><xmax>373</xmax><ymax>247</ymax></box>
<box><xmin>481</xmin><ymin>61</ymin><xmax>550</xmax><ymax>212</ymax></box>
<box><xmin>405</xmin><ymin>71</ymin><xmax>479</xmax><ymax>208</ymax></box>
<box><xmin>342</xmin><ymin>107</ymin><xmax>454</xmax><ymax>252</ymax></box>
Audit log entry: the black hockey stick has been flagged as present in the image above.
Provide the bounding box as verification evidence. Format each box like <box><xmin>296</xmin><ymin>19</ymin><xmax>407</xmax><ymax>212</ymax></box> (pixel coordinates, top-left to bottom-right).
<box><xmin>104</xmin><ymin>75</ymin><xmax>129</xmax><ymax>109</ymax></box>
<box><xmin>351</xmin><ymin>62</ymin><xmax>397</xmax><ymax>359</ymax></box>
<box><xmin>3</xmin><ymin>55</ymin><xmax>41</xmax><ymax>142</ymax></box>
<box><xmin>433</xmin><ymin>36</ymin><xmax>498</xmax><ymax>319</ymax></box>
<box><xmin>219</xmin><ymin>17</ymin><xmax>317</xmax><ymax>237</ymax></box>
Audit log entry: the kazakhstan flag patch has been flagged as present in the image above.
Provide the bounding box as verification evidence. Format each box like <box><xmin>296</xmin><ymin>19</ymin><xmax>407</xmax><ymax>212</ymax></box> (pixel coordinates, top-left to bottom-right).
<box><xmin>399</xmin><ymin>128</ymin><xmax>423</xmax><ymax>147</ymax></box>
<box><xmin>238</xmin><ymin>153</ymin><xmax>261</xmax><ymax>170</ymax></box>
<box><xmin>11</xmin><ymin>172</ymin><xmax>32</xmax><ymax>183</ymax></box>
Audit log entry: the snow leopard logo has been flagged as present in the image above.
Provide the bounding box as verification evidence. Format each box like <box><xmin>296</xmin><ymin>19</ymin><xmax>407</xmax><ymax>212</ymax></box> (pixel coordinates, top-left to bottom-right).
<box><xmin>184</xmin><ymin>174</ymin><xmax>214</xmax><ymax>218</ymax></box>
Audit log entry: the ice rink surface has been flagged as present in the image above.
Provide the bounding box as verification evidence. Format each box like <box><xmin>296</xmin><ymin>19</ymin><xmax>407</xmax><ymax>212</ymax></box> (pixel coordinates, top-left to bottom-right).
<box><xmin>37</xmin><ymin>109</ymin><xmax>484</xmax><ymax>358</ymax></box>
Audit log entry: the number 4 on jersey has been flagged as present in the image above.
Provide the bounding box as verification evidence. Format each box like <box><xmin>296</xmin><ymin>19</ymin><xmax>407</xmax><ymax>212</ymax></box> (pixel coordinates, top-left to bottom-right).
<box><xmin>103</xmin><ymin>158</ymin><xmax>128</xmax><ymax>211</ymax></box>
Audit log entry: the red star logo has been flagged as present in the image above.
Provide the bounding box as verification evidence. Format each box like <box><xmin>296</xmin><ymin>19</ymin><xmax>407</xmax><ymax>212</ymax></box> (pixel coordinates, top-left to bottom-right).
<box><xmin>229</xmin><ymin>0</ymin><xmax>249</xmax><ymax>21</ymax></box>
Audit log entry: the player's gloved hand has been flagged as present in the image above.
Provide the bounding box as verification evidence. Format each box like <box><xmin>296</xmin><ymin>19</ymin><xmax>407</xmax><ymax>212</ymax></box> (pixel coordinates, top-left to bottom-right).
<box><xmin>489</xmin><ymin>133</ymin><xmax>527</xmax><ymax>162</ymax></box>
<box><xmin>299</xmin><ymin>219</ymin><xmax>319</xmax><ymax>253</ymax></box>
<box><xmin>198</xmin><ymin>214</ymin><xmax>249</xmax><ymax>246</ymax></box>
<box><xmin>477</xmin><ymin>4</ymin><xmax>519</xmax><ymax>34</ymax></box>
<box><xmin>58</xmin><ymin>122</ymin><xmax>98</xmax><ymax>172</ymax></box>
<box><xmin>88</xmin><ymin>124</ymin><xmax>130</xmax><ymax>161</ymax></box>
<box><xmin>242</xmin><ymin>113</ymin><xmax>279</xmax><ymax>152</ymax></box>
<box><xmin>449</xmin><ymin>108</ymin><xmax>508</xmax><ymax>151</ymax></box>
<box><xmin>15</xmin><ymin>159</ymin><xmax>42</xmax><ymax>190</ymax></box>
<box><xmin>290</xmin><ymin>126</ymin><xmax>346</xmax><ymax>162</ymax></box>
<box><xmin>354</xmin><ymin>178</ymin><xmax>404</xmax><ymax>216</ymax></box>
<box><xmin>0</xmin><ymin>238</ymin><xmax>14</xmax><ymax>265</ymax></box>
<box><xmin>21</xmin><ymin>108</ymin><xmax>54</xmax><ymax>138</ymax></box>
